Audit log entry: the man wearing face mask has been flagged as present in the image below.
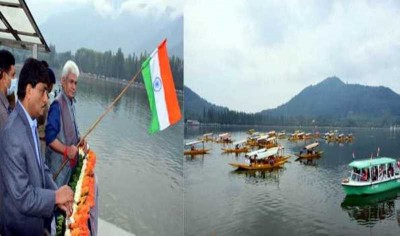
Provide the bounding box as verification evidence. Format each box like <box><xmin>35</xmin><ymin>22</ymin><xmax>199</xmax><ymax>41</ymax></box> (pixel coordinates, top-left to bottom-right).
<box><xmin>0</xmin><ymin>49</ymin><xmax>16</xmax><ymax>129</ymax></box>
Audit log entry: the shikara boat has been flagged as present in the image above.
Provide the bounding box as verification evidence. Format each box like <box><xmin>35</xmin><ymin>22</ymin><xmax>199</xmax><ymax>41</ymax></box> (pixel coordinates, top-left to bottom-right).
<box><xmin>277</xmin><ymin>131</ymin><xmax>286</xmax><ymax>139</ymax></box>
<box><xmin>246</xmin><ymin>133</ymin><xmax>262</xmax><ymax>147</ymax></box>
<box><xmin>345</xmin><ymin>133</ymin><xmax>353</xmax><ymax>142</ymax></box>
<box><xmin>254</xmin><ymin>135</ymin><xmax>276</xmax><ymax>148</ymax></box>
<box><xmin>258</xmin><ymin>136</ymin><xmax>278</xmax><ymax>149</ymax></box>
<box><xmin>304</xmin><ymin>133</ymin><xmax>312</xmax><ymax>139</ymax></box>
<box><xmin>184</xmin><ymin>140</ymin><xmax>210</xmax><ymax>155</ymax></box>
<box><xmin>342</xmin><ymin>157</ymin><xmax>400</xmax><ymax>195</ymax></box>
<box><xmin>229</xmin><ymin>147</ymin><xmax>290</xmax><ymax>170</ymax></box>
<box><xmin>295</xmin><ymin>142</ymin><xmax>323</xmax><ymax>160</ymax></box>
<box><xmin>288</xmin><ymin>131</ymin><xmax>305</xmax><ymax>141</ymax></box>
<box><xmin>215</xmin><ymin>133</ymin><xmax>233</xmax><ymax>143</ymax></box>
<box><xmin>326</xmin><ymin>133</ymin><xmax>336</xmax><ymax>142</ymax></box>
<box><xmin>267</xmin><ymin>130</ymin><xmax>276</xmax><ymax>137</ymax></box>
<box><xmin>244</xmin><ymin>148</ymin><xmax>267</xmax><ymax>158</ymax></box>
<box><xmin>222</xmin><ymin>139</ymin><xmax>249</xmax><ymax>153</ymax></box>
<box><xmin>336</xmin><ymin>133</ymin><xmax>346</xmax><ymax>142</ymax></box>
<box><xmin>198</xmin><ymin>133</ymin><xmax>214</xmax><ymax>142</ymax></box>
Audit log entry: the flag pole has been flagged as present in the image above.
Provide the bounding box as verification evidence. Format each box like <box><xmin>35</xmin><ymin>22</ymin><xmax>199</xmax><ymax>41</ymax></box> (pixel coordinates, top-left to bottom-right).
<box><xmin>53</xmin><ymin>68</ymin><xmax>143</xmax><ymax>180</ymax></box>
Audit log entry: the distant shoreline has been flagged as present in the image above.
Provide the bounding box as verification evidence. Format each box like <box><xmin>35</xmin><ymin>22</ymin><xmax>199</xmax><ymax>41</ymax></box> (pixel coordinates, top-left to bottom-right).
<box><xmin>80</xmin><ymin>72</ymin><xmax>145</xmax><ymax>89</ymax></box>
<box><xmin>184</xmin><ymin>123</ymin><xmax>392</xmax><ymax>130</ymax></box>
<box><xmin>79</xmin><ymin>72</ymin><xmax>183</xmax><ymax>95</ymax></box>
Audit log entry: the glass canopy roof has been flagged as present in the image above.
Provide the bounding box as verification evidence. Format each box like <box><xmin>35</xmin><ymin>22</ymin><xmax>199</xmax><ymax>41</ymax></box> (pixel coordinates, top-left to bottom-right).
<box><xmin>0</xmin><ymin>0</ymin><xmax>49</xmax><ymax>52</ymax></box>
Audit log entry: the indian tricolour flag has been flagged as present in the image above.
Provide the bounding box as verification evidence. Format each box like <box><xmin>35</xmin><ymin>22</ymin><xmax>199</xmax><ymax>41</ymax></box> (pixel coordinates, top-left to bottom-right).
<box><xmin>141</xmin><ymin>39</ymin><xmax>182</xmax><ymax>133</ymax></box>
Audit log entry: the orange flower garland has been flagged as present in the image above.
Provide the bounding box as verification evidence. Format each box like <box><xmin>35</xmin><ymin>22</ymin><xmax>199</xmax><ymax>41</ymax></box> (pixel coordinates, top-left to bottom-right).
<box><xmin>66</xmin><ymin>149</ymin><xmax>97</xmax><ymax>236</ymax></box>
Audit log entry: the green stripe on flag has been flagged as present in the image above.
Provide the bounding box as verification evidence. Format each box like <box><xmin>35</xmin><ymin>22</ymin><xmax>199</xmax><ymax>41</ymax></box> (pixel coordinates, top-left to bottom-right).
<box><xmin>142</xmin><ymin>58</ymin><xmax>160</xmax><ymax>133</ymax></box>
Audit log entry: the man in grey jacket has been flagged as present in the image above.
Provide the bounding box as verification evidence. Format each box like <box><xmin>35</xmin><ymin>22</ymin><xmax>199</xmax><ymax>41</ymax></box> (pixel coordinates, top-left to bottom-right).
<box><xmin>0</xmin><ymin>58</ymin><xmax>74</xmax><ymax>235</ymax></box>
<box><xmin>0</xmin><ymin>49</ymin><xmax>16</xmax><ymax>130</ymax></box>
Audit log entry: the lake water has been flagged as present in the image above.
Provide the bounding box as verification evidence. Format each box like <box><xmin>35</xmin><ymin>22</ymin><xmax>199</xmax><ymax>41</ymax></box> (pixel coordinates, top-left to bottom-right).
<box><xmin>72</xmin><ymin>78</ymin><xmax>183</xmax><ymax>235</ymax></box>
<box><xmin>184</xmin><ymin>126</ymin><xmax>400</xmax><ymax>236</ymax></box>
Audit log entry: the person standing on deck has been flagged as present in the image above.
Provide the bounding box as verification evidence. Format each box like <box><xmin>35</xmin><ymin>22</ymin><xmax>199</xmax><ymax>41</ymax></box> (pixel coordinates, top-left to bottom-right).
<box><xmin>0</xmin><ymin>49</ymin><xmax>16</xmax><ymax>130</ymax></box>
<box><xmin>0</xmin><ymin>58</ymin><xmax>74</xmax><ymax>235</ymax></box>
<box><xmin>0</xmin><ymin>49</ymin><xmax>16</xmax><ymax>233</ymax></box>
<box><xmin>38</xmin><ymin>61</ymin><xmax>56</xmax><ymax>156</ymax></box>
<box><xmin>45</xmin><ymin>60</ymin><xmax>98</xmax><ymax>235</ymax></box>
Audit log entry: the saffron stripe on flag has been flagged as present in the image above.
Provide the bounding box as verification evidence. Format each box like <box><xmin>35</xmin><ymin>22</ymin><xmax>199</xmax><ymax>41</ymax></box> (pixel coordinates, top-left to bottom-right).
<box><xmin>158</xmin><ymin>40</ymin><xmax>181</xmax><ymax>125</ymax></box>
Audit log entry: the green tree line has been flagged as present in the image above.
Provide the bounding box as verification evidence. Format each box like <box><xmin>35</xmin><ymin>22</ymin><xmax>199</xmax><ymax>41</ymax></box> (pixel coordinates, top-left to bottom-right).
<box><xmin>7</xmin><ymin>44</ymin><xmax>183</xmax><ymax>90</ymax></box>
<box><xmin>187</xmin><ymin>106</ymin><xmax>400</xmax><ymax>127</ymax></box>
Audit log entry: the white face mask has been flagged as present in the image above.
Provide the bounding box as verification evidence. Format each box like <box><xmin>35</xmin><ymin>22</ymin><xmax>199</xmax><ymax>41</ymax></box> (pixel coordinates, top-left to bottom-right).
<box><xmin>7</xmin><ymin>78</ymin><xmax>17</xmax><ymax>96</ymax></box>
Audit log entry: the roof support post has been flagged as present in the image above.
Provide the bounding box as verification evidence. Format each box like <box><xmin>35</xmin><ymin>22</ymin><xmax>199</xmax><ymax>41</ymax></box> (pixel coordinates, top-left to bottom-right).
<box><xmin>32</xmin><ymin>43</ymin><xmax>37</xmax><ymax>58</ymax></box>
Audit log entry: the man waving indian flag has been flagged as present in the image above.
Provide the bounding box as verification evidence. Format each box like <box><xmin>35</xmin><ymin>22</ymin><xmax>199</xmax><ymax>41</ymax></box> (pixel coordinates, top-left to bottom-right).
<box><xmin>141</xmin><ymin>39</ymin><xmax>182</xmax><ymax>133</ymax></box>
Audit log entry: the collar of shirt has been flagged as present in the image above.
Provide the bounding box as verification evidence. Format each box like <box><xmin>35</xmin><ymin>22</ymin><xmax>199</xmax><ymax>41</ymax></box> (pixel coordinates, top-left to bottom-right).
<box><xmin>17</xmin><ymin>100</ymin><xmax>37</xmax><ymax>128</ymax></box>
<box><xmin>18</xmin><ymin>100</ymin><xmax>40</xmax><ymax>165</ymax></box>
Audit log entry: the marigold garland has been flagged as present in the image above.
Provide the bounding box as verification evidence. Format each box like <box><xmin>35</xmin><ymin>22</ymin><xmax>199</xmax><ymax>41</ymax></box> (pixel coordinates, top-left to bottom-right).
<box><xmin>56</xmin><ymin>148</ymin><xmax>96</xmax><ymax>236</ymax></box>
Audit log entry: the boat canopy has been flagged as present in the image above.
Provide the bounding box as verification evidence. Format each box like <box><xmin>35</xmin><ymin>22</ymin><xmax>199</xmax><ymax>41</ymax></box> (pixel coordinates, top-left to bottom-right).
<box><xmin>246</xmin><ymin>148</ymin><xmax>266</xmax><ymax>157</ymax></box>
<box><xmin>338</xmin><ymin>134</ymin><xmax>344</xmax><ymax>137</ymax></box>
<box><xmin>203</xmin><ymin>133</ymin><xmax>213</xmax><ymax>137</ymax></box>
<box><xmin>305</xmin><ymin>133</ymin><xmax>311</xmax><ymax>136</ymax></box>
<box><xmin>305</xmin><ymin>142</ymin><xmax>319</xmax><ymax>150</ymax></box>
<box><xmin>185</xmin><ymin>140</ymin><xmax>203</xmax><ymax>146</ymax></box>
<box><xmin>249</xmin><ymin>133</ymin><xmax>260</xmax><ymax>139</ymax></box>
<box><xmin>257</xmin><ymin>135</ymin><xmax>269</xmax><ymax>141</ymax></box>
<box><xmin>349</xmin><ymin>157</ymin><xmax>396</xmax><ymax>169</ymax></box>
<box><xmin>267</xmin><ymin>131</ymin><xmax>276</xmax><ymax>135</ymax></box>
<box><xmin>298</xmin><ymin>132</ymin><xmax>305</xmax><ymax>136</ymax></box>
<box><xmin>233</xmin><ymin>139</ymin><xmax>246</xmax><ymax>146</ymax></box>
<box><xmin>256</xmin><ymin>147</ymin><xmax>280</xmax><ymax>160</ymax></box>
<box><xmin>219</xmin><ymin>133</ymin><xmax>230</xmax><ymax>138</ymax></box>
<box><xmin>266</xmin><ymin>137</ymin><xmax>276</xmax><ymax>142</ymax></box>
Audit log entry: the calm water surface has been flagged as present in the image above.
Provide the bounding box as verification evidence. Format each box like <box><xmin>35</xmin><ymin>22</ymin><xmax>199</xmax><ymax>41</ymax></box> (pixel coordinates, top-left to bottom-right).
<box><xmin>73</xmin><ymin>78</ymin><xmax>183</xmax><ymax>235</ymax></box>
<box><xmin>184</xmin><ymin>126</ymin><xmax>400</xmax><ymax>236</ymax></box>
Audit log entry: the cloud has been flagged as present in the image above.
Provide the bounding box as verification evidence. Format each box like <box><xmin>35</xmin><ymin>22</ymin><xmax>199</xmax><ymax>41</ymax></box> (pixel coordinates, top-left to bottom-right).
<box><xmin>91</xmin><ymin>0</ymin><xmax>115</xmax><ymax>17</ymax></box>
<box><xmin>185</xmin><ymin>0</ymin><xmax>400</xmax><ymax>113</ymax></box>
<box><xmin>26</xmin><ymin>0</ymin><xmax>182</xmax><ymax>24</ymax></box>
<box><xmin>121</xmin><ymin>0</ymin><xmax>183</xmax><ymax>19</ymax></box>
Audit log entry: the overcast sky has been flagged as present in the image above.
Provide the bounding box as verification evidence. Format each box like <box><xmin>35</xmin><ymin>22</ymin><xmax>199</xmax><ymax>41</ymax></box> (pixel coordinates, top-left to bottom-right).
<box><xmin>185</xmin><ymin>0</ymin><xmax>400</xmax><ymax>113</ymax></box>
<box><xmin>27</xmin><ymin>0</ymin><xmax>183</xmax><ymax>24</ymax></box>
<box><xmin>24</xmin><ymin>0</ymin><xmax>183</xmax><ymax>54</ymax></box>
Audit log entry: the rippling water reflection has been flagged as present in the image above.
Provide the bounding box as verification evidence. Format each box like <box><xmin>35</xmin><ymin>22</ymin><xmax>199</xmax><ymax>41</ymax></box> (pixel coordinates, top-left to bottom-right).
<box><xmin>341</xmin><ymin>188</ymin><xmax>400</xmax><ymax>227</ymax></box>
<box><xmin>74</xmin><ymin>78</ymin><xmax>183</xmax><ymax>235</ymax></box>
<box><xmin>185</xmin><ymin>126</ymin><xmax>400</xmax><ymax>235</ymax></box>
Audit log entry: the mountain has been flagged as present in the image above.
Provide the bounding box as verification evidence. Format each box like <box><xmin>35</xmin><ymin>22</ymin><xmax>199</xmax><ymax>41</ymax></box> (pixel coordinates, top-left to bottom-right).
<box><xmin>185</xmin><ymin>77</ymin><xmax>400</xmax><ymax>127</ymax></box>
<box><xmin>184</xmin><ymin>86</ymin><xmax>267</xmax><ymax>125</ymax></box>
<box><xmin>184</xmin><ymin>86</ymin><xmax>229</xmax><ymax>119</ymax></box>
<box><xmin>262</xmin><ymin>77</ymin><xmax>400</xmax><ymax>122</ymax></box>
<box><xmin>40</xmin><ymin>7</ymin><xmax>183</xmax><ymax>57</ymax></box>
